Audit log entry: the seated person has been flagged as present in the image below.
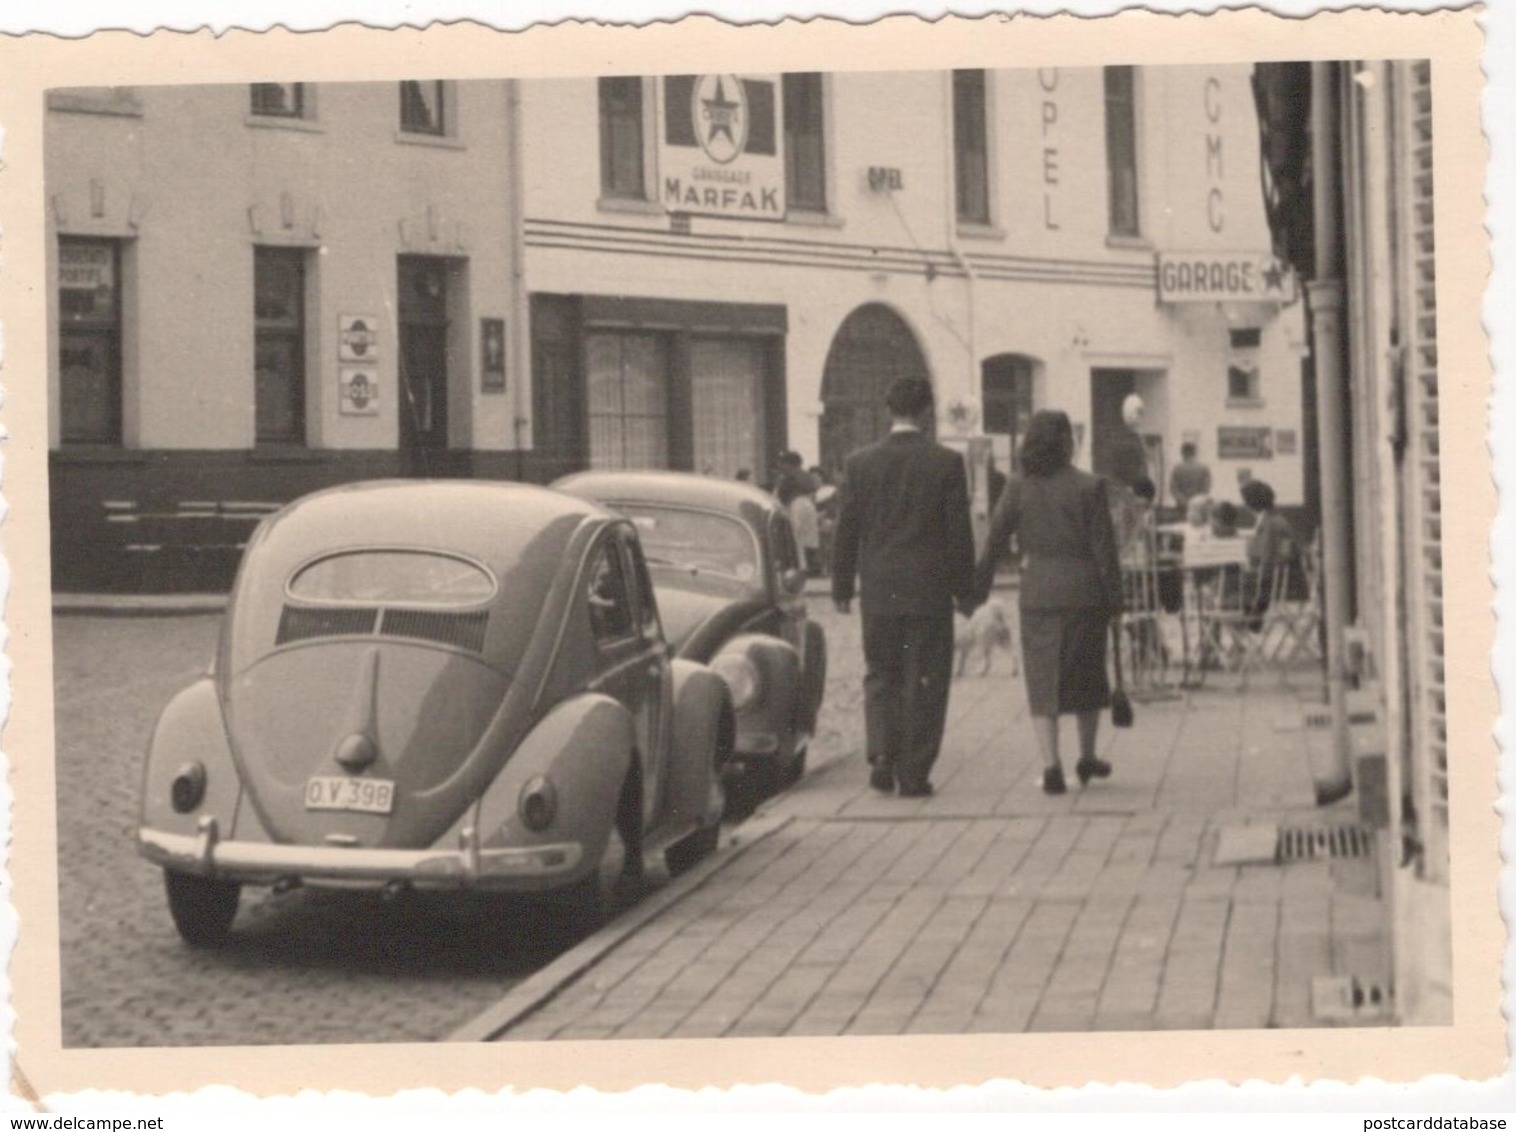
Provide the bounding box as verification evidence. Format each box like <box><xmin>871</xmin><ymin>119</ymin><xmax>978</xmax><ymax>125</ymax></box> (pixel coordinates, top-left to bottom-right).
<box><xmin>1241</xmin><ymin>479</ymin><xmax>1300</xmax><ymax>626</ymax></box>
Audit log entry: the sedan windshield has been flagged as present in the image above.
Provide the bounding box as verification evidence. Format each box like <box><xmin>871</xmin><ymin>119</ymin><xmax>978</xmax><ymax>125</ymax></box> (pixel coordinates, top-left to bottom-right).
<box><xmin>289</xmin><ymin>550</ymin><xmax>496</xmax><ymax>605</ymax></box>
<box><xmin>618</xmin><ymin>505</ymin><xmax>761</xmax><ymax>584</ymax></box>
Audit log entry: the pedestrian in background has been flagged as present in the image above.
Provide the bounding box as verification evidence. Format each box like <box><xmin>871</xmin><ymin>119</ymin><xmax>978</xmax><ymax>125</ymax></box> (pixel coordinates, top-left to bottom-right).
<box><xmin>832</xmin><ymin>376</ymin><xmax>976</xmax><ymax>798</ymax></box>
<box><xmin>975</xmin><ymin>409</ymin><xmax>1124</xmax><ymax>796</ymax></box>
<box><xmin>1170</xmin><ymin>441</ymin><xmax>1212</xmax><ymax>514</ymax></box>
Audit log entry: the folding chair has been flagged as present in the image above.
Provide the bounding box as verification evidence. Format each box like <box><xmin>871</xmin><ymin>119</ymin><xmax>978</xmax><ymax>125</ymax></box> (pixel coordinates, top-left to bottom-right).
<box><xmin>1119</xmin><ymin>539</ymin><xmax>1173</xmax><ymax>696</ymax></box>
<box><xmin>1265</xmin><ymin>537</ymin><xmax>1322</xmax><ymax>669</ymax></box>
<box><xmin>1194</xmin><ymin>560</ymin><xmax>1269</xmax><ymax>685</ymax></box>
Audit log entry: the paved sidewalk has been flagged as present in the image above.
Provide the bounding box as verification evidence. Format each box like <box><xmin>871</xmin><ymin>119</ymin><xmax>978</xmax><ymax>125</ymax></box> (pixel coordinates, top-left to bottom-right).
<box><xmin>472</xmin><ymin>657</ymin><xmax>1391</xmax><ymax>1041</ymax></box>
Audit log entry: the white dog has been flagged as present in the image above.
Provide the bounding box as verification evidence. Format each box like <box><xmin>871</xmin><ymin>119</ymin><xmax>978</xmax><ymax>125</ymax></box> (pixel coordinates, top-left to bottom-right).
<box><xmin>954</xmin><ymin>598</ymin><xmax>1018</xmax><ymax>678</ymax></box>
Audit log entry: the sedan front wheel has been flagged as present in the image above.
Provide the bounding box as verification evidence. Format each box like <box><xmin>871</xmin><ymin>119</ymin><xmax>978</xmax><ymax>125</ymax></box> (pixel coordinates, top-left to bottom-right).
<box><xmin>164</xmin><ymin>870</ymin><xmax>241</xmax><ymax>948</ymax></box>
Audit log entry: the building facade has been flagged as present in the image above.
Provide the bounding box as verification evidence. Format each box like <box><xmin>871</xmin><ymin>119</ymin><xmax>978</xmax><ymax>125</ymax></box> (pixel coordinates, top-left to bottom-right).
<box><xmin>45</xmin><ymin>66</ymin><xmax>1305</xmax><ymax>590</ymax></box>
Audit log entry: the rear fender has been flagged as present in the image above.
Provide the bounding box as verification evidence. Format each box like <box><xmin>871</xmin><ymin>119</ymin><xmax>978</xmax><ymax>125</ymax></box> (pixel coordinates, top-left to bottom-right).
<box><xmin>718</xmin><ymin>633</ymin><xmax>800</xmax><ymax>747</ymax></box>
<box><xmin>468</xmin><ymin>693</ymin><xmax>635</xmax><ymax>875</ymax></box>
<box><xmin>663</xmin><ymin>659</ymin><xmax>731</xmax><ymax>834</ymax></box>
<box><xmin>139</xmin><ymin>679</ymin><xmax>246</xmax><ymax>839</ymax></box>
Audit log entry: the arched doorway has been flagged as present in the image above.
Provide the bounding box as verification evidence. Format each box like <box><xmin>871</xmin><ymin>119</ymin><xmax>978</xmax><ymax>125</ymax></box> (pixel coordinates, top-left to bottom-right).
<box><xmin>819</xmin><ymin>304</ymin><xmax>931</xmax><ymax>475</ymax></box>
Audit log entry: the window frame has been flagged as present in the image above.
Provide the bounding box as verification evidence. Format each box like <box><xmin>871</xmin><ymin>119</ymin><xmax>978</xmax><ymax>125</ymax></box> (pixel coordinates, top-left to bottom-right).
<box><xmin>249</xmin><ymin>83</ymin><xmax>307</xmax><ymax>120</ymax></box>
<box><xmin>253</xmin><ymin>245</ymin><xmax>309</xmax><ymax>447</ymax></box>
<box><xmin>598</xmin><ymin>76</ymin><xmax>651</xmax><ymax>202</ymax></box>
<box><xmin>952</xmin><ymin>69</ymin><xmax>993</xmax><ymax>228</ymax></box>
<box><xmin>585</xmin><ymin>536</ymin><xmax>640</xmax><ymax>648</ymax></box>
<box><xmin>399</xmin><ymin>80</ymin><xmax>450</xmax><ymax>138</ymax></box>
<box><xmin>783</xmin><ymin>72</ymin><xmax>829</xmax><ymax>215</ymax></box>
<box><xmin>1104</xmin><ymin>66</ymin><xmax>1143</xmax><ymax>240</ymax></box>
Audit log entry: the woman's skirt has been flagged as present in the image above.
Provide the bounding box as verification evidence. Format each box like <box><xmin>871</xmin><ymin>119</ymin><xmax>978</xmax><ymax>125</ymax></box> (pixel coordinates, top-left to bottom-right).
<box><xmin>1020</xmin><ymin>607</ymin><xmax>1112</xmax><ymax>717</ymax></box>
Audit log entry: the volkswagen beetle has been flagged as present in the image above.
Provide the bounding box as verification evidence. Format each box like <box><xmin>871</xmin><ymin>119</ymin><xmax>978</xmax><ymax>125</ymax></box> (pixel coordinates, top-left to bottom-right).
<box><xmin>554</xmin><ymin>471</ymin><xmax>826</xmax><ymax>794</ymax></box>
<box><xmin>137</xmin><ymin>480</ymin><xmax>730</xmax><ymax>948</ymax></box>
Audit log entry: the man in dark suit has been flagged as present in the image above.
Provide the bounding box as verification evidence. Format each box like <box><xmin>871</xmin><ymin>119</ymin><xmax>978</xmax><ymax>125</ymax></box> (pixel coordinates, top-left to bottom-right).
<box><xmin>831</xmin><ymin>376</ymin><xmax>977</xmax><ymax>798</ymax></box>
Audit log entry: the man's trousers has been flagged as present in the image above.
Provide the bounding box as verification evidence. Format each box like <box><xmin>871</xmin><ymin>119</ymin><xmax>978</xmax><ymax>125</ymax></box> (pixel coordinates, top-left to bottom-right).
<box><xmin>860</xmin><ymin>608</ymin><xmax>955</xmax><ymax>789</ymax></box>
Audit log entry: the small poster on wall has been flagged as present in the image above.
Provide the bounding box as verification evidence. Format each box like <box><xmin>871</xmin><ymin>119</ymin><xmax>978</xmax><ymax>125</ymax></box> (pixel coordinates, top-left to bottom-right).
<box><xmin>339</xmin><ymin>366</ymin><xmax>380</xmax><ymax>415</ymax></box>
<box><xmin>480</xmin><ymin>317</ymin><xmax>506</xmax><ymax>393</ymax></box>
<box><xmin>1217</xmin><ymin>425</ymin><xmax>1273</xmax><ymax>460</ymax></box>
<box><xmin>338</xmin><ymin>314</ymin><xmax>380</xmax><ymax>363</ymax></box>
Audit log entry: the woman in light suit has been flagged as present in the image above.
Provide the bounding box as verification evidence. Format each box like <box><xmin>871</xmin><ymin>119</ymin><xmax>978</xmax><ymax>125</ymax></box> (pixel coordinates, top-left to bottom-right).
<box><xmin>975</xmin><ymin>410</ymin><xmax>1124</xmax><ymax>795</ymax></box>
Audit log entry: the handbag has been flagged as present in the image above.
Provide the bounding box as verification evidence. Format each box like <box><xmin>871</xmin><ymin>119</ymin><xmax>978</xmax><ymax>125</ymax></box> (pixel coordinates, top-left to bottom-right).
<box><xmin>1110</xmin><ymin>618</ymin><xmax>1135</xmax><ymax>728</ymax></box>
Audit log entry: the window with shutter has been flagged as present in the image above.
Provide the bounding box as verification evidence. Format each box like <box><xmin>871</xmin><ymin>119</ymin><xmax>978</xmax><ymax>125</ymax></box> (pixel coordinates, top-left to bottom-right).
<box><xmin>1402</xmin><ymin>60</ymin><xmax>1446</xmax><ymax>884</ymax></box>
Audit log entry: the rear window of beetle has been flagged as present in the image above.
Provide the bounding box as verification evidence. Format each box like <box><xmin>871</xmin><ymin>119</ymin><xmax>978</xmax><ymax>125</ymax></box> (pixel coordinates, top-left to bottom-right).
<box><xmin>289</xmin><ymin>550</ymin><xmax>496</xmax><ymax>605</ymax></box>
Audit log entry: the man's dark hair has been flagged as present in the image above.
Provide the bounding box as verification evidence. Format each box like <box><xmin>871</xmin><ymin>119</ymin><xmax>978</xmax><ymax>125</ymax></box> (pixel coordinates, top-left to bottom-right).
<box><xmin>1181</xmin><ymin>441</ymin><xmax>1198</xmax><ymax>459</ymax></box>
<box><xmin>1020</xmin><ymin>410</ymin><xmax>1075</xmax><ymax>477</ymax></box>
<box><xmin>1240</xmin><ymin>479</ymin><xmax>1276</xmax><ymax>512</ymax></box>
<box><xmin>885</xmin><ymin>376</ymin><xmax>934</xmax><ymax>419</ymax></box>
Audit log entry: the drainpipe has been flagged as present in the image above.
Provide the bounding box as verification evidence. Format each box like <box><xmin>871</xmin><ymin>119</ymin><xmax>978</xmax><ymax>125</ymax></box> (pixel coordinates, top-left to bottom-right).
<box><xmin>505</xmin><ymin>79</ymin><xmax>530</xmax><ymax>482</ymax></box>
<box><xmin>1306</xmin><ymin>61</ymin><xmax>1354</xmax><ymax>804</ymax></box>
<box><xmin>941</xmin><ymin>73</ymin><xmax>987</xmax><ymax>548</ymax></box>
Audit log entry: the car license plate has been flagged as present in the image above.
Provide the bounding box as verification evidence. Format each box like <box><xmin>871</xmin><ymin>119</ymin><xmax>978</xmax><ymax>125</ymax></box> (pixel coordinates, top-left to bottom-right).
<box><xmin>304</xmin><ymin>776</ymin><xmax>395</xmax><ymax>815</ymax></box>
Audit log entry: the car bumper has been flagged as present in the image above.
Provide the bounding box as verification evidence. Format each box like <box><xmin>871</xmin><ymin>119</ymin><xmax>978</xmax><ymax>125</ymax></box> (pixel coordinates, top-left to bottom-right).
<box><xmin>139</xmin><ymin>815</ymin><xmax>584</xmax><ymax>889</ymax></box>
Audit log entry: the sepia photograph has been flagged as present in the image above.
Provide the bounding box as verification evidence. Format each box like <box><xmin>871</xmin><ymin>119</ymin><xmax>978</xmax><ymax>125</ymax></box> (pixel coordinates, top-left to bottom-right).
<box><xmin>3</xmin><ymin>4</ymin><xmax>1501</xmax><ymax>1101</ymax></box>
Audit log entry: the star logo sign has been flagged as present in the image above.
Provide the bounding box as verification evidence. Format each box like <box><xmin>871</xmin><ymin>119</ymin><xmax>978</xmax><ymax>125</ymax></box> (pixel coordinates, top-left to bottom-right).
<box><xmin>693</xmin><ymin>74</ymin><xmax>748</xmax><ymax>165</ymax></box>
<box><xmin>1261</xmin><ymin>260</ymin><xmax>1286</xmax><ymax>292</ymax></box>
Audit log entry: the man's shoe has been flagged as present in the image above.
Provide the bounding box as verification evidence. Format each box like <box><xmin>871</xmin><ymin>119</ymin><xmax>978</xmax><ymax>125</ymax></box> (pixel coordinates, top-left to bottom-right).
<box><xmin>869</xmin><ymin>767</ymin><xmax>896</xmax><ymax>794</ymax></box>
<box><xmin>1042</xmin><ymin>765</ymin><xmax>1068</xmax><ymax>795</ymax></box>
<box><xmin>898</xmin><ymin>781</ymin><xmax>934</xmax><ymax>798</ymax></box>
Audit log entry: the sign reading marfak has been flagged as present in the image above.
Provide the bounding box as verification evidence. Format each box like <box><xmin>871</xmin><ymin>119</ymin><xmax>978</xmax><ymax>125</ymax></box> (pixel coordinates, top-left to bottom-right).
<box><xmin>661</xmin><ymin>74</ymin><xmax>785</xmax><ymax>221</ymax></box>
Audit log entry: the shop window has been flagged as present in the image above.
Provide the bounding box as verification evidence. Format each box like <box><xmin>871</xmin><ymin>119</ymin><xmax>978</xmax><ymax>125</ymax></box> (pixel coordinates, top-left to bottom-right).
<box><xmin>1104</xmin><ymin>66</ymin><xmax>1141</xmax><ymax>238</ymax></box>
<box><xmin>250</xmin><ymin>83</ymin><xmax>306</xmax><ymax>119</ymax></box>
<box><xmin>689</xmin><ymin>337</ymin><xmax>766</xmax><ymax>479</ymax></box>
<box><xmin>784</xmin><ymin>73</ymin><xmax>827</xmax><ymax>213</ymax></box>
<box><xmin>57</xmin><ymin>237</ymin><xmax>123</xmax><ymax>445</ymax></box>
<box><xmin>586</xmin><ymin>330</ymin><xmax>670</xmax><ymax>469</ymax></box>
<box><xmin>399</xmin><ymin>80</ymin><xmax>448</xmax><ymax>136</ymax></box>
<box><xmin>599</xmin><ymin>77</ymin><xmax>647</xmax><ymax>200</ymax></box>
<box><xmin>953</xmin><ymin>69</ymin><xmax>991</xmax><ymax>226</ymax></box>
<box><xmin>254</xmin><ymin>247</ymin><xmax>307</xmax><ymax>445</ymax></box>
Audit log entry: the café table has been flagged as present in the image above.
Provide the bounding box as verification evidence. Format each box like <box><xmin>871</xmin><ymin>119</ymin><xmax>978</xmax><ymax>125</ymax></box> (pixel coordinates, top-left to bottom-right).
<box><xmin>1158</xmin><ymin>529</ymin><xmax>1250</xmax><ymax>688</ymax></box>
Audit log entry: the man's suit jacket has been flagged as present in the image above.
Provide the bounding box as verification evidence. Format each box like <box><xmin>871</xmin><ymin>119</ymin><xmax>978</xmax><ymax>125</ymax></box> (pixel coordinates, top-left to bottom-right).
<box><xmin>830</xmin><ymin>430</ymin><xmax>976</xmax><ymax>617</ymax></box>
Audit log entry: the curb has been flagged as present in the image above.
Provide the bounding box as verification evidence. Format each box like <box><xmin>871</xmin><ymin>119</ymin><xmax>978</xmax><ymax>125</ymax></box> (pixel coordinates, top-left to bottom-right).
<box><xmin>54</xmin><ymin>593</ymin><xmax>229</xmax><ymax>617</ymax></box>
<box><xmin>445</xmin><ymin>810</ymin><xmax>794</xmax><ymax>1042</ymax></box>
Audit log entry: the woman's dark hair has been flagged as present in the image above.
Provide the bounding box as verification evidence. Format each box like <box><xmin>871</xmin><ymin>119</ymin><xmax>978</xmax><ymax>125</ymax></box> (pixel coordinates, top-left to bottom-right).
<box><xmin>1240</xmin><ymin>479</ymin><xmax>1276</xmax><ymax>512</ymax></box>
<box><xmin>1020</xmin><ymin>410</ymin><xmax>1075</xmax><ymax>477</ymax></box>
<box><xmin>1133</xmin><ymin>477</ymin><xmax>1157</xmax><ymax>503</ymax></box>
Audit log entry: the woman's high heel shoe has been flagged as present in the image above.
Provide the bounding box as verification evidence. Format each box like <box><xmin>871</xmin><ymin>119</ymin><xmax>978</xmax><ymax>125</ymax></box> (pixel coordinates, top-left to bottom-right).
<box><xmin>1075</xmin><ymin>757</ymin><xmax>1113</xmax><ymax>786</ymax></box>
<box><xmin>1042</xmin><ymin>765</ymin><xmax>1067</xmax><ymax>795</ymax></box>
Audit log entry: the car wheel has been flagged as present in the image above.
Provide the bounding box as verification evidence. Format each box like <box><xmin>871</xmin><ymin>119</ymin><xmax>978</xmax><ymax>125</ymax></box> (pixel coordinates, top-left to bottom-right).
<box><xmin>664</xmin><ymin>822</ymin><xmax>719</xmax><ymax>877</ymax></box>
<box><xmin>164</xmin><ymin>870</ymin><xmax>241</xmax><ymax>949</ymax></box>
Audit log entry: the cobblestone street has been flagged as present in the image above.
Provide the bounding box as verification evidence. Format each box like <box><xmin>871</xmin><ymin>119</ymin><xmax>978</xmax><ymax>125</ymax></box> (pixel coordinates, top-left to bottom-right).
<box><xmin>53</xmin><ymin>615</ymin><xmax>581</xmax><ymax>1046</ymax></box>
